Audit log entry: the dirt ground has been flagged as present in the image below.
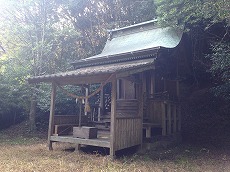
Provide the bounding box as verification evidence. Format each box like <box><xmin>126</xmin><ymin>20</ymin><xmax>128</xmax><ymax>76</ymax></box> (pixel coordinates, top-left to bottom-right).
<box><xmin>0</xmin><ymin>122</ymin><xmax>230</xmax><ymax>172</ymax></box>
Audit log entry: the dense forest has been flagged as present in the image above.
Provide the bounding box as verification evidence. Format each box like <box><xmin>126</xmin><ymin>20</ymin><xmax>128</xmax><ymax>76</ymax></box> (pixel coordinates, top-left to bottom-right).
<box><xmin>0</xmin><ymin>0</ymin><xmax>229</xmax><ymax>144</ymax></box>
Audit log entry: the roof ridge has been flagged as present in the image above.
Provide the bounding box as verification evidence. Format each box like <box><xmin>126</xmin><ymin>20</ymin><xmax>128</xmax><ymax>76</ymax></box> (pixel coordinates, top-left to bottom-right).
<box><xmin>108</xmin><ymin>19</ymin><xmax>158</xmax><ymax>33</ymax></box>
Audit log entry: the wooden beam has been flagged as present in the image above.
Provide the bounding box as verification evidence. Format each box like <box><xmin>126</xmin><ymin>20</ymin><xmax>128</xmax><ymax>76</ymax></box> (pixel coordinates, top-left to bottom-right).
<box><xmin>48</xmin><ymin>82</ymin><xmax>56</xmax><ymax>150</ymax></box>
<box><xmin>110</xmin><ymin>76</ymin><xmax>117</xmax><ymax>158</ymax></box>
<box><xmin>54</xmin><ymin>74</ymin><xmax>112</xmax><ymax>85</ymax></box>
<box><xmin>50</xmin><ymin>136</ymin><xmax>110</xmax><ymax>148</ymax></box>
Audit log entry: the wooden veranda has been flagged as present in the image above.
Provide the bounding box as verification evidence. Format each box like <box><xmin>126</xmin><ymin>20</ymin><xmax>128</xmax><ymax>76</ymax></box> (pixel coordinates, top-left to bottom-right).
<box><xmin>46</xmin><ymin>69</ymin><xmax>146</xmax><ymax>157</ymax></box>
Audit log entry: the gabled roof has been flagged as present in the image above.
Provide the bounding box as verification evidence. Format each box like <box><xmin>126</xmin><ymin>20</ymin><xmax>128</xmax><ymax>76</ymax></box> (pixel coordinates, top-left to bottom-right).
<box><xmin>72</xmin><ymin>20</ymin><xmax>183</xmax><ymax>69</ymax></box>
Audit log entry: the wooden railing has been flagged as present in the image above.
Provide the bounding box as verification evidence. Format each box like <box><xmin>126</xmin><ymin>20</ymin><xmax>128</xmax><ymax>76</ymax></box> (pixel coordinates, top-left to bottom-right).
<box><xmin>161</xmin><ymin>100</ymin><xmax>181</xmax><ymax>135</ymax></box>
<box><xmin>145</xmin><ymin>99</ymin><xmax>181</xmax><ymax>136</ymax></box>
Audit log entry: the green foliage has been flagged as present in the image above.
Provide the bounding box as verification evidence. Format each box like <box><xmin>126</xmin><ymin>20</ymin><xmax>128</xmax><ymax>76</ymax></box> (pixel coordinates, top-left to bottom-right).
<box><xmin>156</xmin><ymin>0</ymin><xmax>229</xmax><ymax>28</ymax></box>
<box><xmin>156</xmin><ymin>0</ymin><xmax>230</xmax><ymax>99</ymax></box>
<box><xmin>56</xmin><ymin>0</ymin><xmax>156</xmax><ymax>58</ymax></box>
<box><xmin>207</xmin><ymin>42</ymin><xmax>230</xmax><ymax>100</ymax></box>
<box><xmin>0</xmin><ymin>76</ymin><xmax>29</xmax><ymax>128</ymax></box>
<box><xmin>0</xmin><ymin>0</ymin><xmax>81</xmax><ymax>128</ymax></box>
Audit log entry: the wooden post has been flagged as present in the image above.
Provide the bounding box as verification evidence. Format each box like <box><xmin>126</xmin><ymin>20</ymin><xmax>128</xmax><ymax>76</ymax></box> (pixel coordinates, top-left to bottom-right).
<box><xmin>173</xmin><ymin>104</ymin><xmax>177</xmax><ymax>133</ymax></box>
<box><xmin>48</xmin><ymin>82</ymin><xmax>56</xmax><ymax>150</ymax></box>
<box><xmin>161</xmin><ymin>102</ymin><xmax>166</xmax><ymax>136</ymax></box>
<box><xmin>79</xmin><ymin>100</ymin><xmax>82</xmax><ymax>127</ymax></box>
<box><xmin>138</xmin><ymin>73</ymin><xmax>143</xmax><ymax>149</ymax></box>
<box><xmin>167</xmin><ymin>103</ymin><xmax>171</xmax><ymax>135</ymax></box>
<box><xmin>75</xmin><ymin>144</ymin><xmax>81</xmax><ymax>153</ymax></box>
<box><xmin>143</xmin><ymin>72</ymin><xmax>147</xmax><ymax>94</ymax></box>
<box><xmin>150</xmin><ymin>71</ymin><xmax>155</xmax><ymax>95</ymax></box>
<box><xmin>110</xmin><ymin>76</ymin><xmax>117</xmax><ymax>158</ymax></box>
<box><xmin>98</xmin><ymin>87</ymin><xmax>104</xmax><ymax>121</ymax></box>
<box><xmin>85</xmin><ymin>86</ymin><xmax>89</xmax><ymax>116</ymax></box>
<box><xmin>163</xmin><ymin>78</ymin><xmax>166</xmax><ymax>92</ymax></box>
<box><xmin>176</xmin><ymin>80</ymin><xmax>180</xmax><ymax>99</ymax></box>
<box><xmin>173</xmin><ymin>105</ymin><xmax>177</xmax><ymax>133</ymax></box>
<box><xmin>142</xmin><ymin>72</ymin><xmax>147</xmax><ymax>120</ymax></box>
<box><xmin>178</xmin><ymin>105</ymin><xmax>182</xmax><ymax>131</ymax></box>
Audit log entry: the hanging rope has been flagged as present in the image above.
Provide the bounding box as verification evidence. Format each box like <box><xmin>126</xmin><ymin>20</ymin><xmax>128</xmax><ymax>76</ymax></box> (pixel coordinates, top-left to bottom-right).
<box><xmin>55</xmin><ymin>73</ymin><xmax>115</xmax><ymax>100</ymax></box>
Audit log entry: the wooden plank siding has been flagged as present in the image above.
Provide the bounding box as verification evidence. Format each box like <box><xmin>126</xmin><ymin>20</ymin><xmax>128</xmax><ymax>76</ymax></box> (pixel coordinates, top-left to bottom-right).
<box><xmin>116</xmin><ymin>99</ymin><xmax>138</xmax><ymax>116</ymax></box>
<box><xmin>115</xmin><ymin>117</ymin><xmax>142</xmax><ymax>150</ymax></box>
<box><xmin>114</xmin><ymin>99</ymin><xmax>142</xmax><ymax>151</ymax></box>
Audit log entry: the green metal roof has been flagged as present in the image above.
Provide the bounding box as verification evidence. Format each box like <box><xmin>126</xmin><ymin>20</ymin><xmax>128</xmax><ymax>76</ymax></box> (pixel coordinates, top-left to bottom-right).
<box><xmin>72</xmin><ymin>21</ymin><xmax>183</xmax><ymax>69</ymax></box>
<box><xmin>104</xmin><ymin>27</ymin><xmax>181</xmax><ymax>55</ymax></box>
<box><xmin>86</xmin><ymin>21</ymin><xmax>183</xmax><ymax>61</ymax></box>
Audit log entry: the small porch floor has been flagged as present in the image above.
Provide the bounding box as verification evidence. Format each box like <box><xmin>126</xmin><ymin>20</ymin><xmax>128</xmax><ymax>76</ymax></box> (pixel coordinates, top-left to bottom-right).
<box><xmin>50</xmin><ymin>131</ymin><xmax>110</xmax><ymax>148</ymax></box>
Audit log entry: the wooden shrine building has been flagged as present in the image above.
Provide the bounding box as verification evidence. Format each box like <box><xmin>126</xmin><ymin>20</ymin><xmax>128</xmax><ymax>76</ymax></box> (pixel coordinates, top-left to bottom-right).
<box><xmin>28</xmin><ymin>20</ymin><xmax>190</xmax><ymax>157</ymax></box>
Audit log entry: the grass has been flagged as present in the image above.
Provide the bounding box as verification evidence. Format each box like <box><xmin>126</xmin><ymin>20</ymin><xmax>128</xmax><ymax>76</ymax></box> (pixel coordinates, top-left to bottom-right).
<box><xmin>0</xmin><ymin>122</ymin><xmax>230</xmax><ymax>172</ymax></box>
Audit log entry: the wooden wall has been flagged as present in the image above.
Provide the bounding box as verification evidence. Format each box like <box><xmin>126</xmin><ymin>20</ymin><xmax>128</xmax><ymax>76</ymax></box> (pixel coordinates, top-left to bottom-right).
<box><xmin>114</xmin><ymin>117</ymin><xmax>142</xmax><ymax>150</ymax></box>
<box><xmin>147</xmin><ymin>99</ymin><xmax>162</xmax><ymax>124</ymax></box>
<box><xmin>116</xmin><ymin>99</ymin><xmax>138</xmax><ymax>116</ymax></box>
<box><xmin>114</xmin><ymin>92</ymin><xmax>142</xmax><ymax>151</ymax></box>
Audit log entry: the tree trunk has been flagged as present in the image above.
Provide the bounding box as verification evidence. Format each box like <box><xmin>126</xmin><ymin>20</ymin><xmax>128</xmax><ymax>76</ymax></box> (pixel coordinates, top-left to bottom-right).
<box><xmin>29</xmin><ymin>87</ymin><xmax>37</xmax><ymax>131</ymax></box>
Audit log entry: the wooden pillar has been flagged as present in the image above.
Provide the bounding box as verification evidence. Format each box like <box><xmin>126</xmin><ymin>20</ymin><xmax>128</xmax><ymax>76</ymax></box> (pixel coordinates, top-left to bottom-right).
<box><xmin>176</xmin><ymin>80</ymin><xmax>180</xmax><ymax>99</ymax></box>
<box><xmin>163</xmin><ymin>78</ymin><xmax>166</xmax><ymax>92</ymax></box>
<box><xmin>150</xmin><ymin>71</ymin><xmax>155</xmax><ymax>95</ymax></box>
<box><xmin>110</xmin><ymin>76</ymin><xmax>117</xmax><ymax>158</ymax></box>
<box><xmin>178</xmin><ymin>105</ymin><xmax>182</xmax><ymax>131</ymax></box>
<box><xmin>48</xmin><ymin>82</ymin><xmax>56</xmax><ymax>150</ymax></box>
<box><xmin>85</xmin><ymin>86</ymin><xmax>89</xmax><ymax>116</ymax></box>
<box><xmin>138</xmin><ymin>73</ymin><xmax>143</xmax><ymax>148</ymax></box>
<box><xmin>173</xmin><ymin>105</ymin><xmax>177</xmax><ymax>133</ymax></box>
<box><xmin>161</xmin><ymin>102</ymin><xmax>166</xmax><ymax>136</ymax></box>
<box><xmin>143</xmin><ymin>72</ymin><xmax>147</xmax><ymax>94</ymax></box>
<box><xmin>167</xmin><ymin>103</ymin><xmax>171</xmax><ymax>135</ymax></box>
<box><xmin>79</xmin><ymin>100</ymin><xmax>82</xmax><ymax>127</ymax></box>
<box><xmin>75</xmin><ymin>144</ymin><xmax>81</xmax><ymax>153</ymax></box>
<box><xmin>142</xmin><ymin>72</ymin><xmax>147</xmax><ymax>120</ymax></box>
<box><xmin>98</xmin><ymin>87</ymin><xmax>104</xmax><ymax>121</ymax></box>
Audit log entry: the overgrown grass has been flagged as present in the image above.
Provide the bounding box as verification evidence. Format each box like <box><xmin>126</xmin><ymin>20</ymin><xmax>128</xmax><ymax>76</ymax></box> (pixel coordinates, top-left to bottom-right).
<box><xmin>0</xmin><ymin>123</ymin><xmax>230</xmax><ymax>172</ymax></box>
